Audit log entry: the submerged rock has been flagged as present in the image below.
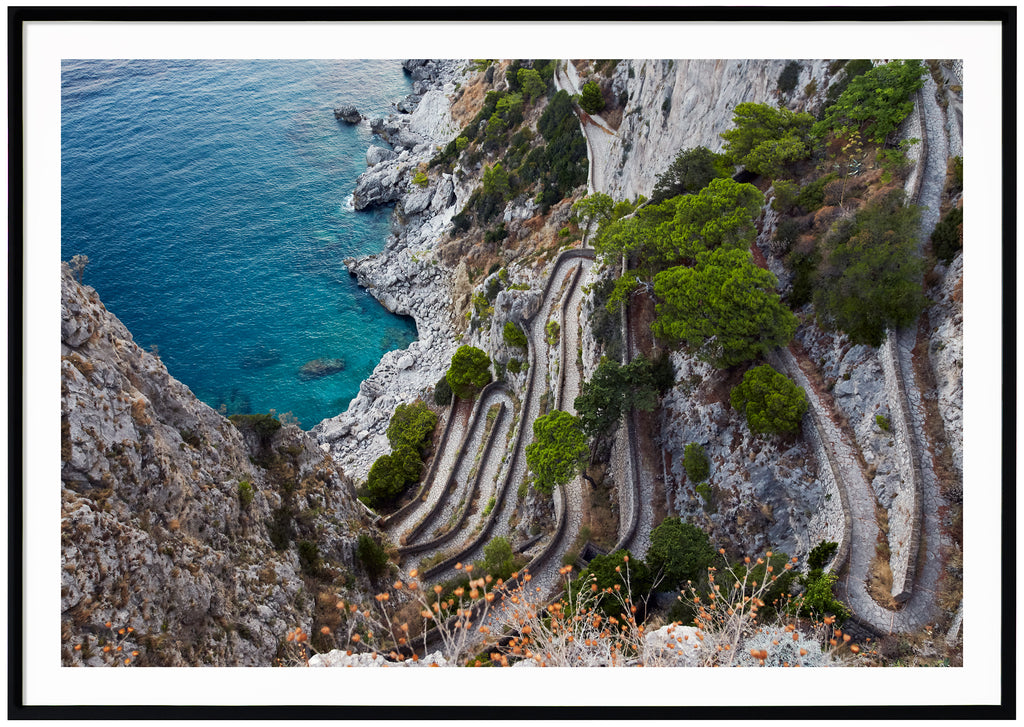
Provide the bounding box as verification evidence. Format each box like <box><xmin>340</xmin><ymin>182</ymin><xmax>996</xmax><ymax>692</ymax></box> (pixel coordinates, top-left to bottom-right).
<box><xmin>298</xmin><ymin>357</ymin><xmax>346</xmax><ymax>381</ymax></box>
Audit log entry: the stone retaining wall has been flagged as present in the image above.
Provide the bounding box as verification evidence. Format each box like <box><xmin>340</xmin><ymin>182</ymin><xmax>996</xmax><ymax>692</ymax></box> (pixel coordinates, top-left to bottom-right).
<box><xmin>879</xmin><ymin>333</ymin><xmax>923</xmax><ymax>603</ymax></box>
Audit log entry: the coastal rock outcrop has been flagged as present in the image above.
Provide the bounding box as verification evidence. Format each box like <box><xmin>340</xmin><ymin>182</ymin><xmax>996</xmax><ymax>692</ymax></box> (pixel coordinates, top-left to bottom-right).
<box><xmin>61</xmin><ymin>263</ymin><xmax>380</xmax><ymax>666</ymax></box>
<box><xmin>333</xmin><ymin>104</ymin><xmax>362</xmax><ymax>124</ymax></box>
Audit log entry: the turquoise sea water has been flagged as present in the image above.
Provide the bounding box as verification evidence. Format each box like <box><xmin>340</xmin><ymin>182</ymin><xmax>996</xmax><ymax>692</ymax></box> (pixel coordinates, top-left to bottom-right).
<box><xmin>61</xmin><ymin>59</ymin><xmax>417</xmax><ymax>428</ymax></box>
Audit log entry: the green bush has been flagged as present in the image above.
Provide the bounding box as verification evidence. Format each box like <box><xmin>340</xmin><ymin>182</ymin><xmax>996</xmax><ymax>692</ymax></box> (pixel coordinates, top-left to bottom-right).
<box><xmin>525</xmin><ymin>410</ymin><xmax>588</xmax><ymax>494</ymax></box>
<box><xmin>798</xmin><ymin>571</ymin><xmax>851</xmax><ymax>623</ymax></box>
<box><xmin>433</xmin><ymin>374</ymin><xmax>453</xmax><ymax>406</ymax></box>
<box><xmin>875</xmin><ymin>414</ymin><xmax>891</xmax><ymax>432</ymax></box>
<box><xmin>730</xmin><ymin>364</ymin><xmax>809</xmax><ymax>435</ymax></box>
<box><xmin>237</xmin><ymin>480</ymin><xmax>254</xmax><ymax>508</ymax></box>
<box><xmin>228</xmin><ymin>413</ymin><xmax>282</xmax><ymax>443</ymax></box>
<box><xmin>356</xmin><ymin>534</ymin><xmax>390</xmax><ymax>581</ymax></box>
<box><xmin>576</xmin><ymin>549</ymin><xmax>652</xmax><ymax>619</ymax></box>
<box><xmin>814</xmin><ymin>60</ymin><xmax>926</xmax><ymax>143</ymax></box>
<box><xmin>931</xmin><ymin>205</ymin><xmax>963</xmax><ymax>263</ymax></box>
<box><xmin>645</xmin><ymin>517</ymin><xmax>716</xmax><ymax>589</ymax></box>
<box><xmin>814</xmin><ymin>191</ymin><xmax>927</xmax><ymax>346</ymax></box>
<box><xmin>719</xmin><ymin>552</ymin><xmax>796</xmax><ymax>620</ymax></box>
<box><xmin>695</xmin><ymin>482</ymin><xmax>715</xmax><ymax>512</ymax></box>
<box><xmin>777</xmin><ymin>60</ymin><xmax>801</xmax><ymax>93</ymax></box>
<box><xmin>574</xmin><ymin>353</ymin><xmax>672</xmax><ymax>440</ymax></box>
<box><xmin>771</xmin><ymin>179</ymin><xmax>800</xmax><ymax>212</ymax></box>
<box><xmin>683</xmin><ymin>443</ymin><xmax>710</xmax><ymax>482</ymax></box>
<box><xmin>412</xmin><ymin>170</ymin><xmax>429</xmax><ymax>188</ymax></box>
<box><xmin>507</xmin><ymin>358</ymin><xmax>524</xmax><ymax>375</ymax></box>
<box><xmin>503</xmin><ymin>321</ymin><xmax>528</xmax><ymax>349</ymax></box>
<box><xmin>445</xmin><ymin>345</ymin><xmax>493</xmax><ymax>400</ymax></box>
<box><xmin>807</xmin><ymin>540</ymin><xmax>839</xmax><ymax>574</ymax></box>
<box><xmin>795</xmin><ymin>173</ymin><xmax>837</xmax><ymax>213</ymax></box>
<box><xmin>297</xmin><ymin>540</ymin><xmax>322</xmax><ymax>577</ymax></box>
<box><xmin>545</xmin><ymin>320</ymin><xmax>560</xmax><ymax>346</ymax></box>
<box><xmin>579</xmin><ymin>81</ymin><xmax>605</xmax><ymax>114</ymax></box>
<box><xmin>386</xmin><ymin>400</ymin><xmax>438</xmax><ymax>456</ymax></box>
<box><xmin>362</xmin><ymin>445</ymin><xmax>423</xmax><ymax>509</ymax></box>
<box><xmin>484</xmin><ymin>223</ymin><xmax>508</xmax><ymax>245</ymax></box>
<box><xmin>482</xmin><ymin>536</ymin><xmax>516</xmax><ymax>581</ymax></box>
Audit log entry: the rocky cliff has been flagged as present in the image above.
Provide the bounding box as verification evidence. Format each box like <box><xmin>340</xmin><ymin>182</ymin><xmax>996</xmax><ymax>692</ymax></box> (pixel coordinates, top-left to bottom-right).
<box><xmin>61</xmin><ymin>263</ymin><xmax>381</xmax><ymax>666</ymax></box>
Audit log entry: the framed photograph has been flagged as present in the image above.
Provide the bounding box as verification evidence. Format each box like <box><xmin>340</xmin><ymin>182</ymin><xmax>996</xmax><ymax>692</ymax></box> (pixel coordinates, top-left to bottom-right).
<box><xmin>12</xmin><ymin>4</ymin><xmax>1013</xmax><ymax>719</ymax></box>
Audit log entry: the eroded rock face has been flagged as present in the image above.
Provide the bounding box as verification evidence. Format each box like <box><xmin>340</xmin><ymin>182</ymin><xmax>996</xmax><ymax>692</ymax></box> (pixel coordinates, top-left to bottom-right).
<box><xmin>926</xmin><ymin>250</ymin><xmax>963</xmax><ymax>478</ymax></box>
<box><xmin>60</xmin><ymin>263</ymin><xmax>377</xmax><ymax>666</ymax></box>
<box><xmin>606</xmin><ymin>59</ymin><xmax>831</xmax><ymax>200</ymax></box>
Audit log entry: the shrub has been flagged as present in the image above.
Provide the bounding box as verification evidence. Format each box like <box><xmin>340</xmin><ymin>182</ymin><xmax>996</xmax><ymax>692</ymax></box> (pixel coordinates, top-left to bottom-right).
<box><xmin>683</xmin><ymin>443</ymin><xmax>710</xmax><ymax>482</ymax></box>
<box><xmin>931</xmin><ymin>205</ymin><xmax>963</xmax><ymax>264</ymax></box>
<box><xmin>771</xmin><ymin>179</ymin><xmax>800</xmax><ymax>212</ymax></box>
<box><xmin>363</xmin><ymin>445</ymin><xmax>423</xmax><ymax>509</ymax></box>
<box><xmin>807</xmin><ymin>540</ymin><xmax>839</xmax><ymax>573</ymax></box>
<box><xmin>507</xmin><ymin>358</ymin><xmax>524</xmax><ymax>375</ymax></box>
<box><xmin>503</xmin><ymin>321</ymin><xmax>528</xmax><ymax>349</ymax></box>
<box><xmin>695</xmin><ymin>482</ymin><xmax>715</xmax><ymax>511</ymax></box>
<box><xmin>445</xmin><ymin>345</ymin><xmax>493</xmax><ymax>400</ymax></box>
<box><xmin>484</xmin><ymin>223</ymin><xmax>508</xmax><ymax>245</ymax></box>
<box><xmin>482</xmin><ymin>536</ymin><xmax>516</xmax><ymax>580</ymax></box>
<box><xmin>228</xmin><ymin>413</ymin><xmax>282</xmax><ymax>443</ymax></box>
<box><xmin>875</xmin><ymin>414</ymin><xmax>891</xmax><ymax>432</ymax></box>
<box><xmin>237</xmin><ymin>480</ymin><xmax>254</xmax><ymax>508</ymax></box>
<box><xmin>356</xmin><ymin>534</ymin><xmax>390</xmax><ymax>581</ymax></box>
<box><xmin>545</xmin><ymin>320</ymin><xmax>560</xmax><ymax>346</ymax></box>
<box><xmin>795</xmin><ymin>173</ymin><xmax>837</xmax><ymax>213</ymax></box>
<box><xmin>579</xmin><ymin>81</ymin><xmax>605</xmax><ymax>114</ymax></box>
<box><xmin>297</xmin><ymin>540</ymin><xmax>322</xmax><ymax>577</ymax></box>
<box><xmin>518</xmin><ymin>67</ymin><xmax>546</xmax><ymax>102</ymax></box>
<box><xmin>730</xmin><ymin>364</ymin><xmax>809</xmax><ymax>435</ymax></box>
<box><xmin>412</xmin><ymin>170</ymin><xmax>429</xmax><ymax>188</ymax></box>
<box><xmin>814</xmin><ymin>60</ymin><xmax>926</xmax><ymax>144</ymax></box>
<box><xmin>433</xmin><ymin>374</ymin><xmax>453</xmax><ymax>406</ymax></box>
<box><xmin>525</xmin><ymin>410</ymin><xmax>588</xmax><ymax>493</ymax></box>
<box><xmin>813</xmin><ymin>191</ymin><xmax>927</xmax><ymax>346</ymax></box>
<box><xmin>777</xmin><ymin>60</ymin><xmax>801</xmax><ymax>93</ymax></box>
<box><xmin>575</xmin><ymin>550</ymin><xmax>652</xmax><ymax>619</ymax></box>
<box><xmin>720</xmin><ymin>102</ymin><xmax>814</xmax><ymax>178</ymax></box>
<box><xmin>387</xmin><ymin>400</ymin><xmax>438</xmax><ymax>456</ymax></box>
<box><xmin>645</xmin><ymin>517</ymin><xmax>716</xmax><ymax>589</ymax></box>
<box><xmin>798</xmin><ymin>571</ymin><xmax>851</xmax><ymax>624</ymax></box>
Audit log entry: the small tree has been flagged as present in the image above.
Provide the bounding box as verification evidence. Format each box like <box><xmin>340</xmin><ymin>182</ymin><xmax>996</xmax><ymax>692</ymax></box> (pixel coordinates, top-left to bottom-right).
<box><xmin>578</xmin><ymin>81</ymin><xmax>605</xmax><ymax>114</ymax></box>
<box><xmin>433</xmin><ymin>374</ymin><xmax>453</xmax><ymax>406</ymax></box>
<box><xmin>682</xmin><ymin>443</ymin><xmax>710</xmax><ymax>482</ymax></box>
<box><xmin>356</xmin><ymin>534</ymin><xmax>390</xmax><ymax>580</ymax></box>
<box><xmin>720</xmin><ymin>102</ymin><xmax>814</xmax><ymax>178</ymax></box>
<box><xmin>730</xmin><ymin>364</ymin><xmax>809</xmax><ymax>435</ymax></box>
<box><xmin>445</xmin><ymin>345</ymin><xmax>492</xmax><ymax>400</ymax></box>
<box><xmin>652</xmin><ymin>247</ymin><xmax>797</xmax><ymax>368</ymax></box>
<box><xmin>650</xmin><ymin>147</ymin><xmax>733</xmax><ymax>204</ymax></box>
<box><xmin>645</xmin><ymin>517</ymin><xmax>716</xmax><ymax>590</ymax></box>
<box><xmin>525</xmin><ymin>410</ymin><xmax>588</xmax><ymax>494</ymax></box>
<box><xmin>518</xmin><ymin>67</ymin><xmax>547</xmax><ymax>103</ymax></box>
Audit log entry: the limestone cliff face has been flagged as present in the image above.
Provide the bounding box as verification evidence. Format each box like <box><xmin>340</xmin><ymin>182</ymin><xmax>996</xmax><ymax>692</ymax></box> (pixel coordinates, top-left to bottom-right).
<box><xmin>606</xmin><ymin>59</ymin><xmax>831</xmax><ymax>200</ymax></box>
<box><xmin>61</xmin><ymin>263</ymin><xmax>378</xmax><ymax>666</ymax></box>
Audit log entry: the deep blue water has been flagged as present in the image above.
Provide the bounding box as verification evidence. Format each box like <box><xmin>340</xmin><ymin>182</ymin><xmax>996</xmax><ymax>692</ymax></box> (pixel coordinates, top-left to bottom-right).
<box><xmin>61</xmin><ymin>59</ymin><xmax>417</xmax><ymax>429</ymax></box>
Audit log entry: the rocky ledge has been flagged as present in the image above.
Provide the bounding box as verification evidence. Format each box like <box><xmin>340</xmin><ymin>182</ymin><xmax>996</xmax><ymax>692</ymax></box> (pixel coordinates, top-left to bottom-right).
<box><xmin>313</xmin><ymin>59</ymin><xmax>469</xmax><ymax>480</ymax></box>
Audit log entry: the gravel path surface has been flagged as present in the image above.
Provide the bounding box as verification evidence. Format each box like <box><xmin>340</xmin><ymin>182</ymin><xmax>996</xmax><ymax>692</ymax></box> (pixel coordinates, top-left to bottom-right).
<box><xmin>402</xmin><ymin>390</ymin><xmax>514</xmax><ymax>567</ymax></box>
<box><xmin>385</xmin><ymin>400</ymin><xmax>469</xmax><ymax>541</ymax></box>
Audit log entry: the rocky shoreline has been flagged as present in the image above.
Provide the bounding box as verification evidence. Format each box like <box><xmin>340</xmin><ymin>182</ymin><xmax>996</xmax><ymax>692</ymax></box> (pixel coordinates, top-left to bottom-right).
<box><xmin>313</xmin><ymin>59</ymin><xmax>469</xmax><ymax>480</ymax></box>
